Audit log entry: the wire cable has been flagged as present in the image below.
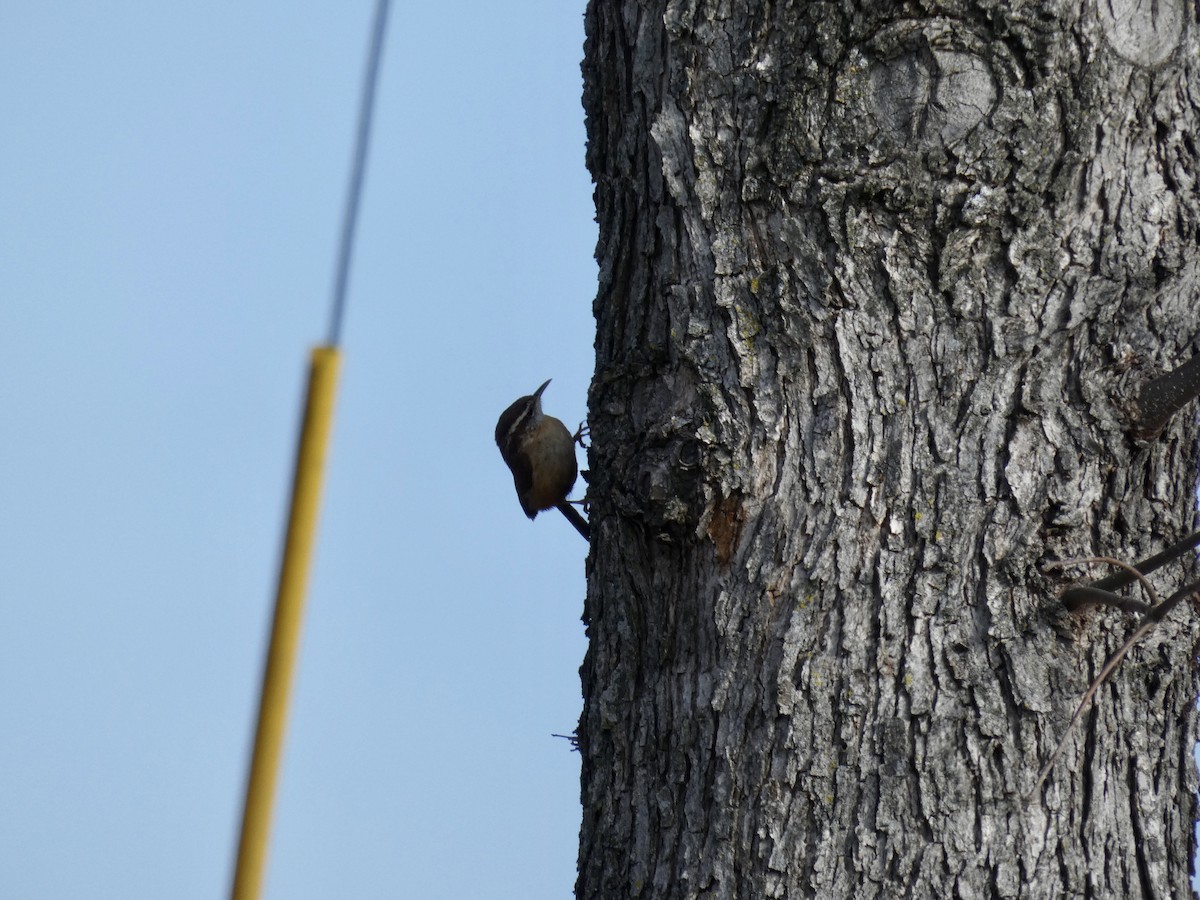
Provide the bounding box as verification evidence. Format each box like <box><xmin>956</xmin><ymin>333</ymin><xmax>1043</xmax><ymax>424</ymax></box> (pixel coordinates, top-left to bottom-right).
<box><xmin>231</xmin><ymin>3</ymin><xmax>391</xmax><ymax>898</ymax></box>
<box><xmin>328</xmin><ymin>0</ymin><xmax>391</xmax><ymax>347</ymax></box>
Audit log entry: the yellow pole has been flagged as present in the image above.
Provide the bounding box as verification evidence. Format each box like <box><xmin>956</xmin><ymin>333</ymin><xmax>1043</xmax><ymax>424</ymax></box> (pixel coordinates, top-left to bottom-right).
<box><xmin>231</xmin><ymin>346</ymin><xmax>341</xmax><ymax>900</ymax></box>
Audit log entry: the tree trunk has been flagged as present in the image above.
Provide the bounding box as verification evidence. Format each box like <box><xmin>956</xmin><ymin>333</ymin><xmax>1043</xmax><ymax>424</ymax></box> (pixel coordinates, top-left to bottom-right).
<box><xmin>578</xmin><ymin>1</ymin><xmax>1200</xmax><ymax>897</ymax></box>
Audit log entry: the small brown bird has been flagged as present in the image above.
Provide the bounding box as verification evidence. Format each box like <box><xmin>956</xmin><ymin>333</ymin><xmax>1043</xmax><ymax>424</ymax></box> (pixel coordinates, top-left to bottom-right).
<box><xmin>495</xmin><ymin>379</ymin><xmax>589</xmax><ymax>539</ymax></box>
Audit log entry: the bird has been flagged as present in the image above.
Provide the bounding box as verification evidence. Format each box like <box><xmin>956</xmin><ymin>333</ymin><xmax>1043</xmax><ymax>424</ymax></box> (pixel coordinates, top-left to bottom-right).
<box><xmin>495</xmin><ymin>379</ymin><xmax>589</xmax><ymax>539</ymax></box>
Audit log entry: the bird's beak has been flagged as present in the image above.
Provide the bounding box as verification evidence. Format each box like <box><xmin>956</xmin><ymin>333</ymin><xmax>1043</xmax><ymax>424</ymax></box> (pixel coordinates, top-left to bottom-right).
<box><xmin>533</xmin><ymin>379</ymin><xmax>551</xmax><ymax>398</ymax></box>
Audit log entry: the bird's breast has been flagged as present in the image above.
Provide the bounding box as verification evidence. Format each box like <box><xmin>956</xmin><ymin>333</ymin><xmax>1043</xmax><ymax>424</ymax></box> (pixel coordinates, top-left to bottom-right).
<box><xmin>521</xmin><ymin>417</ymin><xmax>578</xmax><ymax>514</ymax></box>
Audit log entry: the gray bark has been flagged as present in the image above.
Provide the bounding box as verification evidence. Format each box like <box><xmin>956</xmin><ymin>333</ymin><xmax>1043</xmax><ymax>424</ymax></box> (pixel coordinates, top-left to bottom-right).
<box><xmin>578</xmin><ymin>1</ymin><xmax>1200</xmax><ymax>897</ymax></box>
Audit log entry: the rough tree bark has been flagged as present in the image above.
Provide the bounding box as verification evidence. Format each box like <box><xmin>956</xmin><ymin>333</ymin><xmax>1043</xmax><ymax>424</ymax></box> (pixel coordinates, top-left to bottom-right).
<box><xmin>578</xmin><ymin>0</ymin><xmax>1200</xmax><ymax>897</ymax></box>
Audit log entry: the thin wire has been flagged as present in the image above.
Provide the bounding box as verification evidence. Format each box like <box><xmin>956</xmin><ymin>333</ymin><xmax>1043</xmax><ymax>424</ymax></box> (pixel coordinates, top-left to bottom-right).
<box><xmin>327</xmin><ymin>0</ymin><xmax>391</xmax><ymax>347</ymax></box>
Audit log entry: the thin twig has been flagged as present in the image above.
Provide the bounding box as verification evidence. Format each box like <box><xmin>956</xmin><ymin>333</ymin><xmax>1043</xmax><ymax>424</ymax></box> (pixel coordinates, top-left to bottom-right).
<box><xmin>1031</xmin><ymin>618</ymin><xmax>1156</xmax><ymax>793</ymax></box>
<box><xmin>1047</xmin><ymin>556</ymin><xmax>1161</xmax><ymax>609</ymax></box>
<box><xmin>1031</xmin><ymin>578</ymin><xmax>1200</xmax><ymax>794</ymax></box>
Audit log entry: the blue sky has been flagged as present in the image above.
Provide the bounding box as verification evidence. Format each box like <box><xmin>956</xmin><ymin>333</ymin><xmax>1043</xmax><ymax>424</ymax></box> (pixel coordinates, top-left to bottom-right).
<box><xmin>1</xmin><ymin>4</ymin><xmax>594</xmax><ymax>898</ymax></box>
